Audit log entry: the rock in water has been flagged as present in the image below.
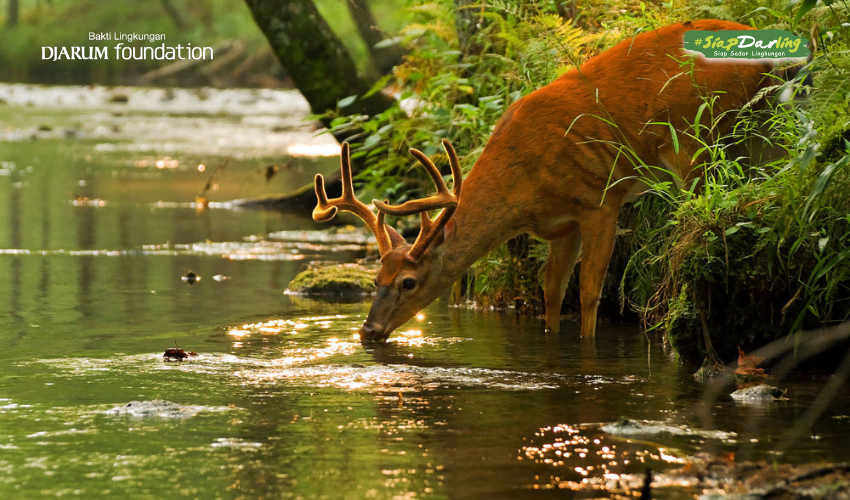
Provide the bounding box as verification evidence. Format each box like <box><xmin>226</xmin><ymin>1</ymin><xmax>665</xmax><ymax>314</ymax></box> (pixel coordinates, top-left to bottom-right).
<box><xmin>730</xmin><ymin>384</ymin><xmax>788</xmax><ymax>402</ymax></box>
<box><xmin>105</xmin><ymin>400</ymin><xmax>206</xmax><ymax>419</ymax></box>
<box><xmin>285</xmin><ymin>263</ymin><xmax>376</xmax><ymax>296</ymax></box>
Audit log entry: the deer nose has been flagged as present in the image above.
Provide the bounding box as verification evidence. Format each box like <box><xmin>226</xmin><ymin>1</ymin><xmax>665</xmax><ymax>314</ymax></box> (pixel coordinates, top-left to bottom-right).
<box><xmin>359</xmin><ymin>322</ymin><xmax>387</xmax><ymax>343</ymax></box>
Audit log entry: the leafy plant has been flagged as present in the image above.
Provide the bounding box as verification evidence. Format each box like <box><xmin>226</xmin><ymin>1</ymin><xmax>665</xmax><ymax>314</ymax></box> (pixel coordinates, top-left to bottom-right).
<box><xmin>619</xmin><ymin>6</ymin><xmax>850</xmax><ymax>362</ymax></box>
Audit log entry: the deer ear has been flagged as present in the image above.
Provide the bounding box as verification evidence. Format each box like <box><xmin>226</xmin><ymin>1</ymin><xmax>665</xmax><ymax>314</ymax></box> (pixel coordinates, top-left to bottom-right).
<box><xmin>430</xmin><ymin>218</ymin><xmax>455</xmax><ymax>251</ymax></box>
<box><xmin>406</xmin><ymin>215</ymin><xmax>455</xmax><ymax>263</ymax></box>
<box><xmin>442</xmin><ymin>218</ymin><xmax>456</xmax><ymax>244</ymax></box>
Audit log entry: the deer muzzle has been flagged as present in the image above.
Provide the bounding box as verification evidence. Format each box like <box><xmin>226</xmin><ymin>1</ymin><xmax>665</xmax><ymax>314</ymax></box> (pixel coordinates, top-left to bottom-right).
<box><xmin>359</xmin><ymin>322</ymin><xmax>390</xmax><ymax>343</ymax></box>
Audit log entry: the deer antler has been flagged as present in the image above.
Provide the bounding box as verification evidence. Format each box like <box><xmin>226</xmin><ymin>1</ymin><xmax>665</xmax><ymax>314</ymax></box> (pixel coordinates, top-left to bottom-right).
<box><xmin>374</xmin><ymin>139</ymin><xmax>463</xmax><ymax>262</ymax></box>
<box><xmin>313</xmin><ymin>142</ymin><xmax>405</xmax><ymax>255</ymax></box>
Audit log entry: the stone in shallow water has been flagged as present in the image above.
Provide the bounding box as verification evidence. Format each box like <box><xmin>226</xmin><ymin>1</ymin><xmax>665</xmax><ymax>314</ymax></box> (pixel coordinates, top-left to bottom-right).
<box><xmin>285</xmin><ymin>263</ymin><xmax>376</xmax><ymax>296</ymax></box>
<box><xmin>730</xmin><ymin>384</ymin><xmax>788</xmax><ymax>402</ymax></box>
<box><xmin>602</xmin><ymin>418</ymin><xmax>736</xmax><ymax>439</ymax></box>
<box><xmin>105</xmin><ymin>400</ymin><xmax>208</xmax><ymax>419</ymax></box>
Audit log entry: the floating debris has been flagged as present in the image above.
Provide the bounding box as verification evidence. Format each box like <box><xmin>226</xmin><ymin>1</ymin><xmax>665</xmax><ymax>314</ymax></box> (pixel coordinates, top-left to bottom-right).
<box><xmin>181</xmin><ymin>271</ymin><xmax>201</xmax><ymax>285</ymax></box>
<box><xmin>163</xmin><ymin>347</ymin><xmax>198</xmax><ymax>361</ymax></box>
<box><xmin>735</xmin><ymin>347</ymin><xmax>767</xmax><ymax>382</ymax></box>
<box><xmin>194</xmin><ymin>196</ymin><xmax>209</xmax><ymax>214</ymax></box>
<box><xmin>71</xmin><ymin>196</ymin><xmax>107</xmax><ymax>207</ymax></box>
<box><xmin>263</xmin><ymin>164</ymin><xmax>279</xmax><ymax>181</ymax></box>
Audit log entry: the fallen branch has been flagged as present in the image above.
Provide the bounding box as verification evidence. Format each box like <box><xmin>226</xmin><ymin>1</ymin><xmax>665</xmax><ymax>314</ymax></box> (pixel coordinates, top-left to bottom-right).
<box><xmin>234</xmin><ymin>171</ymin><xmax>342</xmax><ymax>218</ymax></box>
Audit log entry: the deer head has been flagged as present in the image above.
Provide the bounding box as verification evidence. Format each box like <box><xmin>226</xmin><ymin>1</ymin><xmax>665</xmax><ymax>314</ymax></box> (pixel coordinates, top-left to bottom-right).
<box><xmin>313</xmin><ymin>140</ymin><xmax>462</xmax><ymax>342</ymax></box>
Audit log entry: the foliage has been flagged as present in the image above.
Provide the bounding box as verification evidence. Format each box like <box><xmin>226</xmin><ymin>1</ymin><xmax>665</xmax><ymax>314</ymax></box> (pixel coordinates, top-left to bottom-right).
<box><xmin>619</xmin><ymin>2</ymin><xmax>850</xmax><ymax>363</ymax></box>
<box><xmin>455</xmin><ymin>233</ymin><xmax>550</xmax><ymax>312</ymax></box>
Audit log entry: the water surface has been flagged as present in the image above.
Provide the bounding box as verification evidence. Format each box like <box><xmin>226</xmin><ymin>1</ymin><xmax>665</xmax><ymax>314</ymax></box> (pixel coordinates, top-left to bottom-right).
<box><xmin>1</xmin><ymin>85</ymin><xmax>849</xmax><ymax>499</ymax></box>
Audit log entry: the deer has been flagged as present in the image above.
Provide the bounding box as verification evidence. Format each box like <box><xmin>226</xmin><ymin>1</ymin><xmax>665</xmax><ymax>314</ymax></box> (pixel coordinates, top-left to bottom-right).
<box><xmin>312</xmin><ymin>19</ymin><xmax>810</xmax><ymax>342</ymax></box>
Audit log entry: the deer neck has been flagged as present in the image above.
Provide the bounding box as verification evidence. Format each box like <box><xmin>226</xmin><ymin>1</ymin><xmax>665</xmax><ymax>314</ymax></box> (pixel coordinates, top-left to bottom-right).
<box><xmin>438</xmin><ymin>163</ymin><xmax>524</xmax><ymax>285</ymax></box>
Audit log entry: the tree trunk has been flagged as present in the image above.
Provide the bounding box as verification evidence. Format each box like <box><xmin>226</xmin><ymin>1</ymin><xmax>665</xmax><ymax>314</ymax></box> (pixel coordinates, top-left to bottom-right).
<box><xmin>7</xmin><ymin>0</ymin><xmax>18</xmax><ymax>28</ymax></box>
<box><xmin>159</xmin><ymin>0</ymin><xmax>188</xmax><ymax>30</ymax></box>
<box><xmin>454</xmin><ymin>0</ymin><xmax>485</xmax><ymax>55</ymax></box>
<box><xmin>346</xmin><ymin>0</ymin><xmax>403</xmax><ymax>75</ymax></box>
<box><xmin>556</xmin><ymin>0</ymin><xmax>578</xmax><ymax>22</ymax></box>
<box><xmin>235</xmin><ymin>179</ymin><xmax>342</xmax><ymax>213</ymax></box>
<box><xmin>245</xmin><ymin>0</ymin><xmax>391</xmax><ymax>121</ymax></box>
<box><xmin>243</xmin><ymin>0</ymin><xmax>395</xmax><ymax>217</ymax></box>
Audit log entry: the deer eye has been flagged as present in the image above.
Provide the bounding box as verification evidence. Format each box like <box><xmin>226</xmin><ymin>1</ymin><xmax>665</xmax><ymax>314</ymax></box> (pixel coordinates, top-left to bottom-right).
<box><xmin>401</xmin><ymin>278</ymin><xmax>417</xmax><ymax>291</ymax></box>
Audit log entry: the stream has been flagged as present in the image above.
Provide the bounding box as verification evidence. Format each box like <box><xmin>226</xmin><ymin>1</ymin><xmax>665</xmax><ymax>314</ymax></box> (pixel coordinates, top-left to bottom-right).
<box><xmin>1</xmin><ymin>83</ymin><xmax>849</xmax><ymax>499</ymax></box>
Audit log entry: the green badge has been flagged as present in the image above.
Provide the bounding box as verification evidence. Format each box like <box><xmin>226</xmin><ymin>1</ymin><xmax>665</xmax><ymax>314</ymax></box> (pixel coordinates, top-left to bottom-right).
<box><xmin>683</xmin><ymin>29</ymin><xmax>810</xmax><ymax>59</ymax></box>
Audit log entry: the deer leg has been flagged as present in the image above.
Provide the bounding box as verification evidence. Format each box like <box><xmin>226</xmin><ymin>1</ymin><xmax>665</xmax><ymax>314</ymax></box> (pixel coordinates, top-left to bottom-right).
<box><xmin>543</xmin><ymin>223</ymin><xmax>581</xmax><ymax>334</ymax></box>
<box><xmin>578</xmin><ymin>210</ymin><xmax>619</xmax><ymax>337</ymax></box>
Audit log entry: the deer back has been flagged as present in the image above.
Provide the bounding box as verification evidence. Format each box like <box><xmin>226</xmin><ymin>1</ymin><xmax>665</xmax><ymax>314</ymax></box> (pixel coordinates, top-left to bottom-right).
<box><xmin>460</xmin><ymin>20</ymin><xmax>774</xmax><ymax>226</ymax></box>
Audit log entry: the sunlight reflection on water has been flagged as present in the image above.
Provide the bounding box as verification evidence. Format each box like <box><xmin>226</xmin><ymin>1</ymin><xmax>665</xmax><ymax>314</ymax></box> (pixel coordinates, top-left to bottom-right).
<box><xmin>520</xmin><ymin>422</ymin><xmax>694</xmax><ymax>494</ymax></box>
<box><xmin>235</xmin><ymin>364</ymin><xmax>573</xmax><ymax>392</ymax></box>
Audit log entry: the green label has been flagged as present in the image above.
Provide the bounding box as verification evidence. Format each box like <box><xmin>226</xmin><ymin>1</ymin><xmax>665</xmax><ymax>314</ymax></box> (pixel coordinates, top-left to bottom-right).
<box><xmin>683</xmin><ymin>29</ymin><xmax>809</xmax><ymax>59</ymax></box>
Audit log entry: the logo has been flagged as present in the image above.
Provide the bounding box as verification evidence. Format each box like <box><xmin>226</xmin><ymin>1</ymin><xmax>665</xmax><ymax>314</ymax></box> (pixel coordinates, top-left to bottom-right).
<box><xmin>684</xmin><ymin>29</ymin><xmax>810</xmax><ymax>59</ymax></box>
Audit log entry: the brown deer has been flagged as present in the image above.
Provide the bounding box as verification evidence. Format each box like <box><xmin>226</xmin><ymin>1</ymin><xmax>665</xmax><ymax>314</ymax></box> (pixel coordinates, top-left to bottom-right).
<box><xmin>313</xmin><ymin>19</ymin><xmax>807</xmax><ymax>341</ymax></box>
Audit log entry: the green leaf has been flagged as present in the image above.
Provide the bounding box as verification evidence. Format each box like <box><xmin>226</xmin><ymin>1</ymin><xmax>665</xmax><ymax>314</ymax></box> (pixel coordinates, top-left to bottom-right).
<box><xmin>338</xmin><ymin>95</ymin><xmax>358</xmax><ymax>108</ymax></box>
<box><xmin>365</xmin><ymin>74</ymin><xmax>393</xmax><ymax>99</ymax></box>
<box><xmin>803</xmin><ymin>156</ymin><xmax>849</xmax><ymax>219</ymax></box>
<box><xmin>363</xmin><ymin>133</ymin><xmax>382</xmax><ymax>149</ymax></box>
<box><xmin>793</xmin><ymin>0</ymin><xmax>818</xmax><ymax>24</ymax></box>
<box><xmin>373</xmin><ymin>37</ymin><xmax>402</xmax><ymax>50</ymax></box>
<box><xmin>329</xmin><ymin>117</ymin><xmax>349</xmax><ymax>128</ymax></box>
